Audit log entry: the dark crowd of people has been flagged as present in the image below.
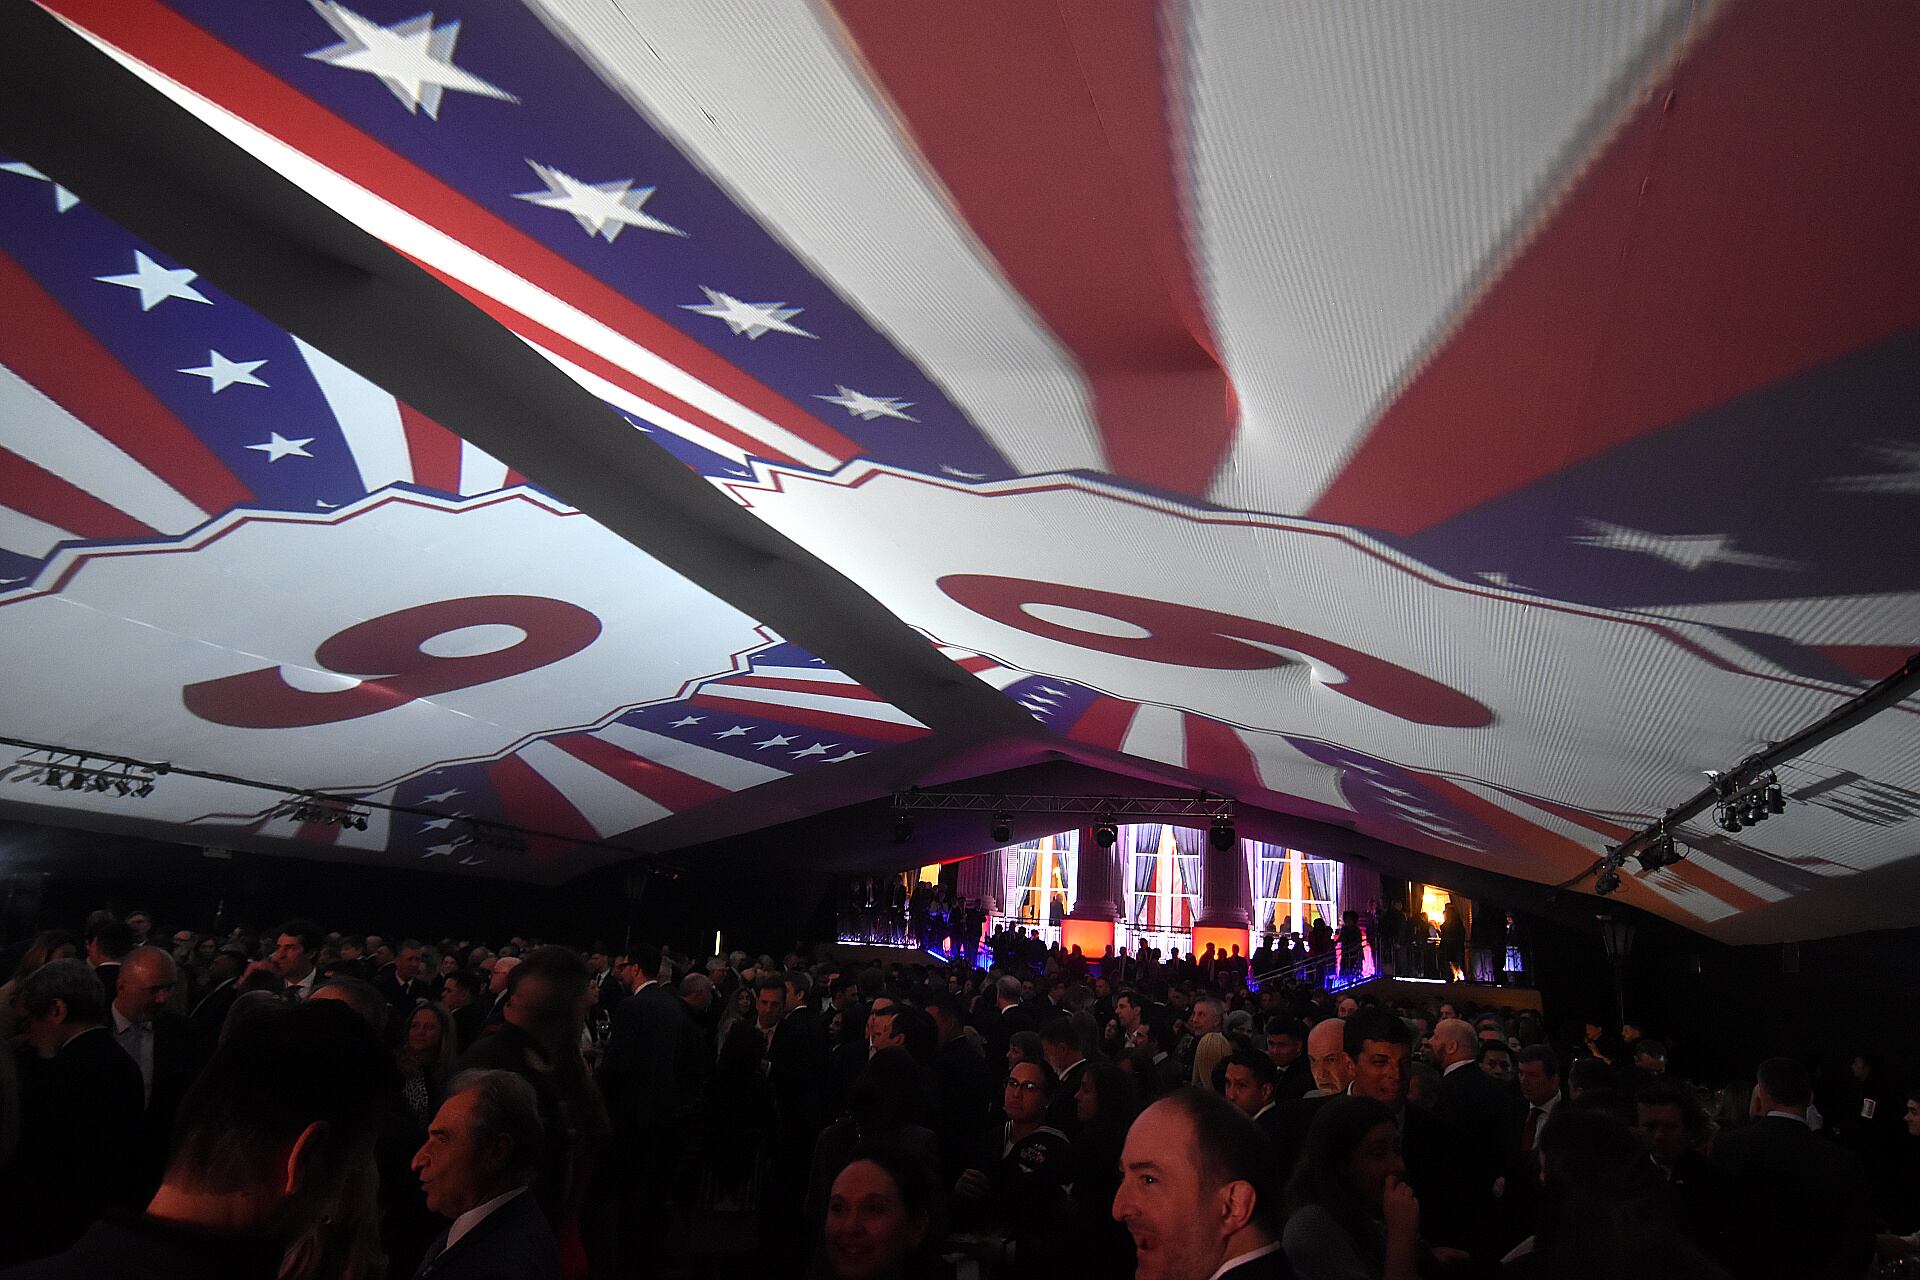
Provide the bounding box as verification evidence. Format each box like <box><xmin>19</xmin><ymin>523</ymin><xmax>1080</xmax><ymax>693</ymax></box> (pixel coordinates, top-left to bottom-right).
<box><xmin>1</xmin><ymin>907</ymin><xmax>1917</xmax><ymax>1279</ymax></box>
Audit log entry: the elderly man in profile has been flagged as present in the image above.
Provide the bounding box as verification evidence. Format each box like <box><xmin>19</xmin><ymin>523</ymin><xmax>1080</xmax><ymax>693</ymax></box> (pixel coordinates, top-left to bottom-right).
<box><xmin>1113</xmin><ymin>1087</ymin><xmax>1293</xmax><ymax>1279</ymax></box>
<box><xmin>411</xmin><ymin>1070</ymin><xmax>559</xmax><ymax>1280</ymax></box>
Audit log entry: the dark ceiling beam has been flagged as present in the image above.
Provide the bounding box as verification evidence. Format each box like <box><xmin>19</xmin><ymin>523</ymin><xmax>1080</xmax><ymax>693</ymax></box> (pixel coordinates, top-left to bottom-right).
<box><xmin>0</xmin><ymin>0</ymin><xmax>1041</xmax><ymax>756</ymax></box>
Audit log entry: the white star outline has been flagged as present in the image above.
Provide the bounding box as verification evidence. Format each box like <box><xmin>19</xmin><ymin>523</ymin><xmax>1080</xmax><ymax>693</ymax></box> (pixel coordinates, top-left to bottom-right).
<box><xmin>1568</xmin><ymin>519</ymin><xmax>1798</xmax><ymax>573</ymax></box>
<box><xmin>513</xmin><ymin>160</ymin><xmax>686</xmax><ymax>243</ymax></box>
<box><xmin>178</xmin><ymin>350</ymin><xmax>269</xmax><ymax>393</ymax></box>
<box><xmin>681</xmin><ymin>286</ymin><xmax>815</xmax><ymax>340</ymax></box>
<box><xmin>246</xmin><ymin>432</ymin><xmax>316</xmax><ymax>462</ymax></box>
<box><xmin>305</xmin><ymin>2</ymin><xmax>519</xmax><ymax>119</ymax></box>
<box><xmin>0</xmin><ymin>161</ymin><xmax>78</xmax><ymax>211</ymax></box>
<box><xmin>815</xmin><ymin>385</ymin><xmax>917</xmax><ymax>422</ymax></box>
<box><xmin>95</xmin><ymin>251</ymin><xmax>212</xmax><ymax>311</ymax></box>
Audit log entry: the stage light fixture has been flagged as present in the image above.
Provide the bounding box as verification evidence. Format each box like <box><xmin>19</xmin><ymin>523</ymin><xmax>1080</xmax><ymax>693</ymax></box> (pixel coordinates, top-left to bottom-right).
<box><xmin>1595</xmin><ymin>865</ymin><xmax>1622</xmax><ymax>896</ymax></box>
<box><xmin>1766</xmin><ymin>785</ymin><xmax>1786</xmax><ymax>814</ymax></box>
<box><xmin>891</xmin><ymin>810</ymin><xmax>913</xmax><ymax>843</ymax></box>
<box><xmin>1093</xmin><ymin>817</ymin><xmax>1118</xmax><ymax>848</ymax></box>
<box><xmin>990</xmin><ymin>813</ymin><xmax>1012</xmax><ymax>845</ymax></box>
<box><xmin>41</xmin><ymin>768</ymin><xmax>63</xmax><ymax>788</ymax></box>
<box><xmin>135</xmin><ymin>780</ymin><xmax>153</xmax><ymax>798</ymax></box>
<box><xmin>1208</xmin><ymin>817</ymin><xmax>1237</xmax><ymax>852</ymax></box>
<box><xmin>1634</xmin><ymin>834</ymin><xmax>1683</xmax><ymax>873</ymax></box>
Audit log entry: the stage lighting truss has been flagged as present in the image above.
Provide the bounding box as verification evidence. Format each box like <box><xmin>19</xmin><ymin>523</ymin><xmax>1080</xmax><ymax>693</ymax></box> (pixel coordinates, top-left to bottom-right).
<box><xmin>278</xmin><ymin>796</ymin><xmax>373</xmax><ymax>830</ymax></box>
<box><xmin>1713</xmin><ymin>772</ymin><xmax>1787</xmax><ymax>834</ymax></box>
<box><xmin>892</xmin><ymin>790</ymin><xmax>1234</xmax><ymax>821</ymax></box>
<box><xmin>10</xmin><ymin>752</ymin><xmax>161</xmax><ymax>799</ymax></box>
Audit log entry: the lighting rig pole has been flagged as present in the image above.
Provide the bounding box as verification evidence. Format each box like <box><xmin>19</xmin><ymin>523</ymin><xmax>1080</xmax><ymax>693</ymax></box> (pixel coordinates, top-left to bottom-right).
<box><xmin>1580</xmin><ymin>648</ymin><xmax>1920</xmax><ymax>897</ymax></box>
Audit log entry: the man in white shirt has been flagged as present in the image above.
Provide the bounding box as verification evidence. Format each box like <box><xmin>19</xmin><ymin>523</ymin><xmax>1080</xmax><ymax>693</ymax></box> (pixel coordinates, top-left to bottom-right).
<box><xmin>109</xmin><ymin>945</ymin><xmax>176</xmax><ymax>1106</ymax></box>
<box><xmin>413</xmin><ymin>1068</ymin><xmax>560</xmax><ymax>1279</ymax></box>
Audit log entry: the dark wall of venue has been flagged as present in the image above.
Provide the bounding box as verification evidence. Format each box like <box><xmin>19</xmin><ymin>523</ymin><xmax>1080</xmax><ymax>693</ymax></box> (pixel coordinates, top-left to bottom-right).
<box><xmin>0</xmin><ymin>819</ymin><xmax>839</xmax><ymax>960</ymax></box>
<box><xmin>1524</xmin><ymin>906</ymin><xmax>1920</xmax><ymax>1091</ymax></box>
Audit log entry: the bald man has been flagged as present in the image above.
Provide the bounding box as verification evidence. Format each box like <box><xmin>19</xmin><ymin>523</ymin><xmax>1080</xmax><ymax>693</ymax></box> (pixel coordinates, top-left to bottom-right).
<box><xmin>1430</xmin><ymin>1017</ymin><xmax>1513</xmax><ymax>1177</ymax></box>
<box><xmin>110</xmin><ymin>946</ymin><xmax>202</xmax><ymax>1199</ymax></box>
<box><xmin>1262</xmin><ymin>1020</ymin><xmax>1358</xmax><ymax>1180</ymax></box>
<box><xmin>1305</xmin><ymin>1018</ymin><xmax>1354</xmax><ymax>1097</ymax></box>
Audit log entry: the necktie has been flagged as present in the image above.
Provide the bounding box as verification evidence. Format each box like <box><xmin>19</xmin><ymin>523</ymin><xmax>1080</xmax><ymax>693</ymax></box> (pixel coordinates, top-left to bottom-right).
<box><xmin>1523</xmin><ymin>1106</ymin><xmax>1543</xmax><ymax>1152</ymax></box>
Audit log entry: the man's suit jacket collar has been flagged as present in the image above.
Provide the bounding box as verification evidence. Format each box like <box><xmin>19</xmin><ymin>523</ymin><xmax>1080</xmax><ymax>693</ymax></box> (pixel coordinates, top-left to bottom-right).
<box><xmin>417</xmin><ymin>1182</ymin><xmax>545</xmax><ymax>1279</ymax></box>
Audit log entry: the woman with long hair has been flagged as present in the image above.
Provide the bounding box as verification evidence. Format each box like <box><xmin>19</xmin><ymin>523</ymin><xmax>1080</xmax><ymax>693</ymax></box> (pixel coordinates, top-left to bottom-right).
<box><xmin>1057</xmin><ymin>1060</ymin><xmax>1140</xmax><ymax>1274</ymax></box>
<box><xmin>1192</xmin><ymin>1030</ymin><xmax>1234</xmax><ymax>1091</ymax></box>
<box><xmin>396</xmin><ymin>1002</ymin><xmax>456</xmax><ymax>1127</ymax></box>
<box><xmin>1282</xmin><ymin>1095</ymin><xmax>1421</xmax><ymax>1280</ymax></box>
<box><xmin>716</xmin><ymin>983</ymin><xmax>756</xmax><ymax>1045</ymax></box>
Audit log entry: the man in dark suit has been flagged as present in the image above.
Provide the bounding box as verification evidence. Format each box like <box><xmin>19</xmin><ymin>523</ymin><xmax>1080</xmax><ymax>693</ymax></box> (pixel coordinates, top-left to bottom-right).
<box><xmin>1711</xmin><ymin>1056</ymin><xmax>1874</xmax><ymax>1280</ymax></box>
<box><xmin>929</xmin><ymin>994</ymin><xmax>996</xmax><ymax>1177</ymax></box>
<box><xmin>108</xmin><ymin>947</ymin><xmax>204</xmax><ymax>1202</ymax></box>
<box><xmin>187</xmin><ymin>943</ymin><xmax>247</xmax><ymax>1046</ymax></box>
<box><xmin>376</xmin><ymin>940</ymin><xmax>431</xmax><ymax>1017</ymax></box>
<box><xmin>83</xmin><ymin>915</ymin><xmax>133</xmax><ymax>1007</ymax></box>
<box><xmin>441</xmin><ymin>969</ymin><xmax>489</xmax><ymax>1055</ymax></box>
<box><xmin>978</xmin><ymin>974</ymin><xmax>1031</xmax><ymax>1068</ymax></box>
<box><xmin>1430</xmin><ymin>1018</ymin><xmax>1515</xmax><ymax>1179</ymax></box>
<box><xmin>3</xmin><ymin>960</ymin><xmax>145</xmax><ymax>1266</ymax></box>
<box><xmin>1265</xmin><ymin>1018</ymin><xmax>1314</xmax><ymax>1101</ymax></box>
<box><xmin>411</xmin><ymin>1069</ymin><xmax>560</xmax><ymax>1280</ymax></box>
<box><xmin>595</xmin><ymin>943</ymin><xmax>687</xmax><ymax>1273</ymax></box>
<box><xmin>1113</xmin><ymin>1088</ymin><xmax>1295</xmax><ymax>1278</ymax></box>
<box><xmin>0</xmin><ymin>1000</ymin><xmax>387</xmax><ymax>1279</ymax></box>
<box><xmin>1039</xmin><ymin>1016</ymin><xmax>1091</xmax><ymax>1135</ymax></box>
<box><xmin>1144</xmin><ymin>1007</ymin><xmax>1185</xmax><ymax>1097</ymax></box>
<box><xmin>1637</xmin><ymin>1079</ymin><xmax>1725</xmax><ymax>1260</ymax></box>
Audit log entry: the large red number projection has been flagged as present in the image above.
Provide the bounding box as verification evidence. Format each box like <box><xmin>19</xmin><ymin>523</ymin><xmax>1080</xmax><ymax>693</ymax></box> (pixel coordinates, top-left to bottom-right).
<box><xmin>937</xmin><ymin>575</ymin><xmax>1492</xmax><ymax>728</ymax></box>
<box><xmin>183</xmin><ymin>595</ymin><xmax>601</xmax><ymax>728</ymax></box>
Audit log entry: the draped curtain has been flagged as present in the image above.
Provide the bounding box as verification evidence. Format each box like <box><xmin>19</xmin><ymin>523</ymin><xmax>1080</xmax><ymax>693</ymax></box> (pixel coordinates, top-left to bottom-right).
<box><xmin>1013</xmin><ymin>846</ymin><xmax>1040</xmax><ymax>920</ymax></box>
<box><xmin>1304</xmin><ymin>858</ymin><xmax>1339</xmax><ymax>920</ymax></box>
<box><xmin>1249</xmin><ymin>840</ymin><xmax>1287</xmax><ymax>932</ymax></box>
<box><xmin>1055</xmin><ymin>829</ymin><xmax>1079</xmax><ymax>918</ymax></box>
<box><xmin>1128</xmin><ymin>825</ymin><xmax>1157</xmax><ymax>924</ymax></box>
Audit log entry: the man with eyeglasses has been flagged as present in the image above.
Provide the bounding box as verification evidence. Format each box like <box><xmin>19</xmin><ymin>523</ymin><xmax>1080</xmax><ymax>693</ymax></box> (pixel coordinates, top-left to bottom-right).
<box><xmin>953</xmin><ymin>1059</ymin><xmax>1072</xmax><ymax>1269</ymax></box>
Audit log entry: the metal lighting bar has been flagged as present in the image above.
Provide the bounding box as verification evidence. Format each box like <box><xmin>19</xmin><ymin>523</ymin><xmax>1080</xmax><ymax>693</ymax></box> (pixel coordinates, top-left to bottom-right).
<box><xmin>892</xmin><ymin>791</ymin><xmax>1234</xmax><ymax>819</ymax></box>
<box><xmin>1572</xmin><ymin>647</ymin><xmax>1920</xmax><ymax>891</ymax></box>
<box><xmin>0</xmin><ymin>733</ymin><xmax>671</xmax><ymax>869</ymax></box>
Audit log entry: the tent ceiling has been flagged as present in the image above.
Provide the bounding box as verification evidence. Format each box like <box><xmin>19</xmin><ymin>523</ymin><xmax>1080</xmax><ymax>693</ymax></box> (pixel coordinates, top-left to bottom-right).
<box><xmin>0</xmin><ymin>0</ymin><xmax>1915</xmax><ymax>943</ymax></box>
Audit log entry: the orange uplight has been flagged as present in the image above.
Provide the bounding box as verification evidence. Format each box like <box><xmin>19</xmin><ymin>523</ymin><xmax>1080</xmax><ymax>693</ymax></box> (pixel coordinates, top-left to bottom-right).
<box><xmin>1059</xmin><ymin>918</ymin><xmax>1114</xmax><ymax>957</ymax></box>
<box><xmin>1192</xmin><ymin>924</ymin><xmax>1250</xmax><ymax>961</ymax></box>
